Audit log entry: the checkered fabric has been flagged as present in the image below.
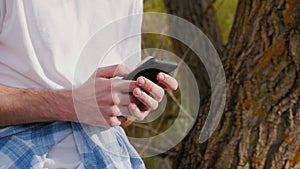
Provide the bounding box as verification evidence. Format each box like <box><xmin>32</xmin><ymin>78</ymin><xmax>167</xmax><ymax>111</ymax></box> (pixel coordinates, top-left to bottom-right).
<box><xmin>0</xmin><ymin>122</ymin><xmax>145</xmax><ymax>169</ymax></box>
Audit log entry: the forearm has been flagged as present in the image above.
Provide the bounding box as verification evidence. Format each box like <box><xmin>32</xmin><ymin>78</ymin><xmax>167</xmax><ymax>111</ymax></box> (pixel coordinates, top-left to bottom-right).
<box><xmin>0</xmin><ymin>84</ymin><xmax>75</xmax><ymax>127</ymax></box>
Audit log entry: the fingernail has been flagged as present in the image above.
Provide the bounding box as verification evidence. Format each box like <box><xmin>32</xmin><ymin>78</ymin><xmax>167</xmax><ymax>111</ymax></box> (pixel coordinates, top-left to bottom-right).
<box><xmin>137</xmin><ymin>77</ymin><xmax>145</xmax><ymax>86</ymax></box>
<box><xmin>158</xmin><ymin>73</ymin><xmax>164</xmax><ymax>80</ymax></box>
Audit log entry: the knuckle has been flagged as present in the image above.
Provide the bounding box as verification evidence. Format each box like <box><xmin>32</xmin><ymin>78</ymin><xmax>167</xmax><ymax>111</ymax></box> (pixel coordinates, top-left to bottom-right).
<box><xmin>137</xmin><ymin>116</ymin><xmax>145</xmax><ymax>121</ymax></box>
<box><xmin>107</xmin><ymin>117</ymin><xmax>120</xmax><ymax>126</ymax></box>
<box><xmin>107</xmin><ymin>121</ymin><xmax>115</xmax><ymax>127</ymax></box>
<box><xmin>112</xmin><ymin>94</ymin><xmax>120</xmax><ymax>105</ymax></box>
<box><xmin>161</xmin><ymin>88</ymin><xmax>165</xmax><ymax>95</ymax></box>
<box><xmin>130</xmin><ymin>107</ymin><xmax>142</xmax><ymax>120</ymax></box>
<box><xmin>117</xmin><ymin>64</ymin><xmax>129</xmax><ymax>73</ymax></box>
<box><xmin>136</xmin><ymin>114</ymin><xmax>145</xmax><ymax>121</ymax></box>
<box><xmin>108</xmin><ymin>106</ymin><xmax>120</xmax><ymax>116</ymax></box>
<box><xmin>152</xmin><ymin>101</ymin><xmax>159</xmax><ymax>110</ymax></box>
<box><xmin>156</xmin><ymin>89</ymin><xmax>165</xmax><ymax>102</ymax></box>
<box><xmin>106</xmin><ymin>107</ymin><xmax>114</xmax><ymax>115</ymax></box>
<box><xmin>106</xmin><ymin>97</ymin><xmax>115</xmax><ymax>105</ymax></box>
<box><xmin>111</xmin><ymin>79</ymin><xmax>121</xmax><ymax>90</ymax></box>
<box><xmin>106</xmin><ymin>94</ymin><xmax>119</xmax><ymax>106</ymax></box>
<box><xmin>156</xmin><ymin>96</ymin><xmax>163</xmax><ymax>102</ymax></box>
<box><xmin>113</xmin><ymin>64</ymin><xmax>122</xmax><ymax>72</ymax></box>
<box><xmin>129</xmin><ymin>82</ymin><xmax>137</xmax><ymax>91</ymax></box>
<box><xmin>129</xmin><ymin>107</ymin><xmax>149</xmax><ymax>121</ymax></box>
<box><xmin>128</xmin><ymin>104</ymin><xmax>149</xmax><ymax>121</ymax></box>
<box><xmin>102</xmin><ymin>107</ymin><xmax>112</xmax><ymax>116</ymax></box>
<box><xmin>105</xmin><ymin>117</ymin><xmax>113</xmax><ymax>126</ymax></box>
<box><xmin>143</xmin><ymin>79</ymin><xmax>151</xmax><ymax>90</ymax></box>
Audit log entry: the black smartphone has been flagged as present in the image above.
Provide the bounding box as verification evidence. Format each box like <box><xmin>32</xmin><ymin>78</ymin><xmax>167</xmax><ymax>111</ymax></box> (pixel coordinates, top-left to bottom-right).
<box><xmin>123</xmin><ymin>57</ymin><xmax>178</xmax><ymax>83</ymax></box>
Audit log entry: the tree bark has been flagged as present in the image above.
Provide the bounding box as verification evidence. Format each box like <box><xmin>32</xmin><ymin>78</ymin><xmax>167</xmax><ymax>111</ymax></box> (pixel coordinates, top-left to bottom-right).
<box><xmin>163</xmin><ymin>0</ymin><xmax>223</xmax><ymax>101</ymax></box>
<box><xmin>165</xmin><ymin>0</ymin><xmax>300</xmax><ymax>169</ymax></box>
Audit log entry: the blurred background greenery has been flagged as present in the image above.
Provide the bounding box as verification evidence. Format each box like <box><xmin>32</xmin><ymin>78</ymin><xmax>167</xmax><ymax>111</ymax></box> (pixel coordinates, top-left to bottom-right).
<box><xmin>143</xmin><ymin>0</ymin><xmax>238</xmax><ymax>44</ymax></box>
<box><xmin>124</xmin><ymin>0</ymin><xmax>238</xmax><ymax>168</ymax></box>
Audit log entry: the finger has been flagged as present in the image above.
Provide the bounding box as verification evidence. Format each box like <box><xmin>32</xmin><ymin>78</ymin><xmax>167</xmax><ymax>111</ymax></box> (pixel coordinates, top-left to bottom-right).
<box><xmin>118</xmin><ymin>93</ymin><xmax>141</xmax><ymax>106</ymax></box>
<box><xmin>96</xmin><ymin>92</ymin><xmax>120</xmax><ymax>106</ymax></box>
<box><xmin>96</xmin><ymin>64</ymin><xmax>131</xmax><ymax>78</ymax></box>
<box><xmin>99</xmin><ymin>105</ymin><xmax>122</xmax><ymax>117</ymax></box>
<box><xmin>117</xmin><ymin>105</ymin><xmax>133</xmax><ymax>117</ymax></box>
<box><xmin>100</xmin><ymin>105</ymin><xmax>133</xmax><ymax>124</ymax></box>
<box><xmin>111</xmin><ymin>79</ymin><xmax>138</xmax><ymax>92</ymax></box>
<box><xmin>106</xmin><ymin>116</ymin><xmax>122</xmax><ymax>126</ymax></box>
<box><xmin>128</xmin><ymin>103</ymin><xmax>150</xmax><ymax>121</ymax></box>
<box><xmin>136</xmin><ymin>76</ymin><xmax>164</xmax><ymax>101</ymax></box>
<box><xmin>133</xmin><ymin>87</ymin><xmax>159</xmax><ymax>110</ymax></box>
<box><xmin>157</xmin><ymin>72</ymin><xmax>178</xmax><ymax>90</ymax></box>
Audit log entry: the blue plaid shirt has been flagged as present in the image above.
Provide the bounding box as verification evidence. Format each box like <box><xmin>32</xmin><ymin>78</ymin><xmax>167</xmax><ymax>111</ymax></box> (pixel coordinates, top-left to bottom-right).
<box><xmin>0</xmin><ymin>122</ymin><xmax>145</xmax><ymax>169</ymax></box>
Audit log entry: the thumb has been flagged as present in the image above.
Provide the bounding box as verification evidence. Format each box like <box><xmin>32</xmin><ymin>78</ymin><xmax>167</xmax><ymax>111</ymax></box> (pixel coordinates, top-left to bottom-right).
<box><xmin>96</xmin><ymin>64</ymin><xmax>131</xmax><ymax>78</ymax></box>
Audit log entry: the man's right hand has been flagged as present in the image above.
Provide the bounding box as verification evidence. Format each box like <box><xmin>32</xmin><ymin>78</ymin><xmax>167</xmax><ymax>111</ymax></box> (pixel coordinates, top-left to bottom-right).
<box><xmin>72</xmin><ymin>64</ymin><xmax>161</xmax><ymax>127</ymax></box>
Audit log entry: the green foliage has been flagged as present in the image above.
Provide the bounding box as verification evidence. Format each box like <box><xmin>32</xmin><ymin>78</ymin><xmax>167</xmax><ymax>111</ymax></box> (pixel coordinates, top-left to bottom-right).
<box><xmin>214</xmin><ymin>0</ymin><xmax>238</xmax><ymax>44</ymax></box>
<box><xmin>144</xmin><ymin>0</ymin><xmax>238</xmax><ymax>44</ymax></box>
<box><xmin>144</xmin><ymin>0</ymin><xmax>167</xmax><ymax>13</ymax></box>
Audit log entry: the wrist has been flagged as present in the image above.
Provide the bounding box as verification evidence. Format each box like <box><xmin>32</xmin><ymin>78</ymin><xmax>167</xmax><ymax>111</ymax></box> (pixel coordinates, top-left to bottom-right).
<box><xmin>50</xmin><ymin>89</ymin><xmax>76</xmax><ymax>122</ymax></box>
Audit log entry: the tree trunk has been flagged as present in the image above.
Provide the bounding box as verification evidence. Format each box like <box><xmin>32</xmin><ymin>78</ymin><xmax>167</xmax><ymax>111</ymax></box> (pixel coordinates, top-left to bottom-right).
<box><xmin>166</xmin><ymin>0</ymin><xmax>300</xmax><ymax>169</ymax></box>
<box><xmin>163</xmin><ymin>0</ymin><xmax>223</xmax><ymax>52</ymax></box>
<box><xmin>163</xmin><ymin>0</ymin><xmax>223</xmax><ymax>101</ymax></box>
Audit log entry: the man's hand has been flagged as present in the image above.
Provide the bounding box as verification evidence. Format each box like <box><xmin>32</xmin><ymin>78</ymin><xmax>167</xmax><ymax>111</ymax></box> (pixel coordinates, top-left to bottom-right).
<box><xmin>129</xmin><ymin>72</ymin><xmax>178</xmax><ymax>118</ymax></box>
<box><xmin>72</xmin><ymin>64</ymin><xmax>135</xmax><ymax>126</ymax></box>
<box><xmin>73</xmin><ymin>64</ymin><xmax>178</xmax><ymax>127</ymax></box>
<box><xmin>121</xmin><ymin>72</ymin><xmax>178</xmax><ymax>127</ymax></box>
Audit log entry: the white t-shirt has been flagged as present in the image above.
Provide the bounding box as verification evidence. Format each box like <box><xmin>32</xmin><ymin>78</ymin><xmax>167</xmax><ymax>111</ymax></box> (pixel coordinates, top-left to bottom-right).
<box><xmin>0</xmin><ymin>0</ymin><xmax>142</xmax><ymax>168</ymax></box>
<box><xmin>0</xmin><ymin>0</ymin><xmax>142</xmax><ymax>89</ymax></box>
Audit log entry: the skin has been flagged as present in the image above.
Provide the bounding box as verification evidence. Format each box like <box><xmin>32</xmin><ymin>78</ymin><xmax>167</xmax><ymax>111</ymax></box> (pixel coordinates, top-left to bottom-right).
<box><xmin>0</xmin><ymin>64</ymin><xmax>178</xmax><ymax>127</ymax></box>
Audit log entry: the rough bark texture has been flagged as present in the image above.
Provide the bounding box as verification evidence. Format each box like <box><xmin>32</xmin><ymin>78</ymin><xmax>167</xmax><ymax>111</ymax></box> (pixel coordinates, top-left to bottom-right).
<box><xmin>165</xmin><ymin>0</ymin><xmax>300</xmax><ymax>169</ymax></box>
